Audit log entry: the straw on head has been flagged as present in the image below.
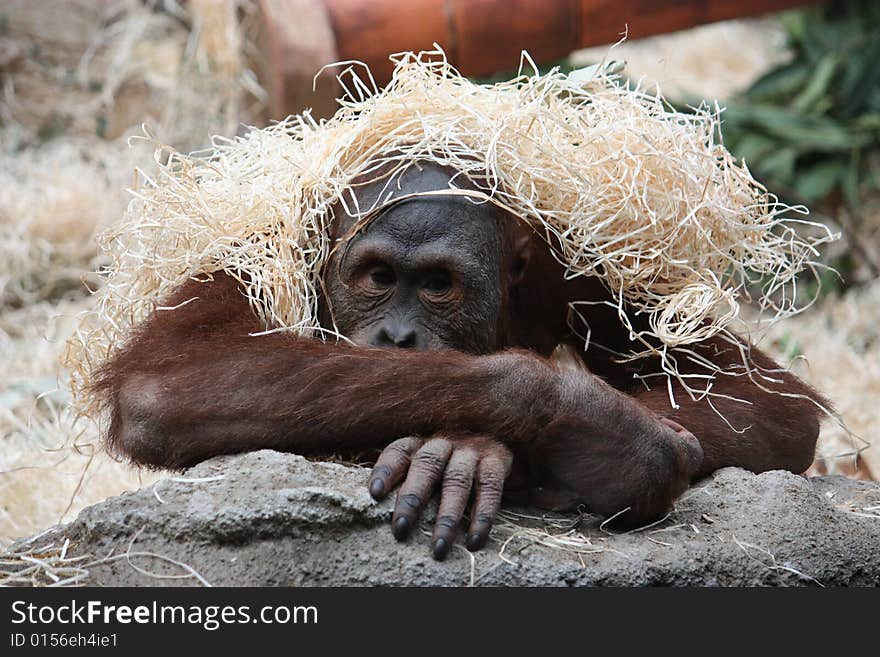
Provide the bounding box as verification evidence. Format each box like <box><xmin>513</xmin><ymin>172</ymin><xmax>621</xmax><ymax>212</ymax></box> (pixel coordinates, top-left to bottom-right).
<box><xmin>64</xmin><ymin>48</ymin><xmax>836</xmax><ymax>416</ymax></box>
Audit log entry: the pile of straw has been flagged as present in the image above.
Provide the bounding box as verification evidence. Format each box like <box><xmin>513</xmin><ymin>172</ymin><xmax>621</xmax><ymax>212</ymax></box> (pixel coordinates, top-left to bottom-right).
<box><xmin>0</xmin><ymin>0</ymin><xmax>262</xmax><ymax>148</ymax></box>
<box><xmin>0</xmin><ymin>0</ymin><xmax>264</xmax><ymax>307</ymax></box>
<box><xmin>65</xmin><ymin>48</ymin><xmax>835</xmax><ymax>414</ymax></box>
<box><xmin>0</xmin><ymin>0</ymin><xmax>256</xmax><ymax>544</ymax></box>
<box><xmin>762</xmin><ymin>278</ymin><xmax>880</xmax><ymax>479</ymax></box>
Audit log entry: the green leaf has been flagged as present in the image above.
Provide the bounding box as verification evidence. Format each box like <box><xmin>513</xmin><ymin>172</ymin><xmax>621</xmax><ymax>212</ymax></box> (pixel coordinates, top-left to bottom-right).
<box><xmin>792</xmin><ymin>52</ymin><xmax>839</xmax><ymax>114</ymax></box>
<box><xmin>757</xmin><ymin>147</ymin><xmax>797</xmax><ymax>186</ymax></box>
<box><xmin>780</xmin><ymin>10</ymin><xmax>808</xmax><ymax>46</ymax></box>
<box><xmin>728</xmin><ymin>131</ymin><xmax>779</xmax><ymax>164</ymax></box>
<box><xmin>728</xmin><ymin>104</ymin><xmax>871</xmax><ymax>152</ymax></box>
<box><xmin>746</xmin><ymin>60</ymin><xmax>810</xmax><ymax>103</ymax></box>
<box><xmin>791</xmin><ymin>158</ymin><xmax>844</xmax><ymax>202</ymax></box>
<box><xmin>836</xmin><ymin>37</ymin><xmax>880</xmax><ymax>117</ymax></box>
<box><xmin>851</xmin><ymin>113</ymin><xmax>880</xmax><ymax>130</ymax></box>
<box><xmin>841</xmin><ymin>149</ymin><xmax>862</xmax><ymax>209</ymax></box>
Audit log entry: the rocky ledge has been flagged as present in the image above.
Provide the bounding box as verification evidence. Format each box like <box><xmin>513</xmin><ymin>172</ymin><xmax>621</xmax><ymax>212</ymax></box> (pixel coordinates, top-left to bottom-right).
<box><xmin>7</xmin><ymin>450</ymin><xmax>880</xmax><ymax>586</ymax></box>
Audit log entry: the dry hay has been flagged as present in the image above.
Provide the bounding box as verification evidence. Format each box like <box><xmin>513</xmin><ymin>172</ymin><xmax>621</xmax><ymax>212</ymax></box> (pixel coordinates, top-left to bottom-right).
<box><xmin>0</xmin><ymin>294</ymin><xmax>160</xmax><ymax>547</ymax></box>
<box><xmin>0</xmin><ymin>0</ymin><xmax>259</xmax><ymax>546</ymax></box>
<box><xmin>0</xmin><ymin>0</ymin><xmax>265</xmax><ymax>308</ymax></box>
<box><xmin>64</xmin><ymin>47</ymin><xmax>834</xmax><ymax>419</ymax></box>
<box><xmin>1</xmin><ymin>528</ymin><xmax>211</xmax><ymax>587</ymax></box>
<box><xmin>761</xmin><ymin>278</ymin><xmax>880</xmax><ymax>479</ymax></box>
<box><xmin>0</xmin><ymin>0</ymin><xmax>263</xmax><ymax>148</ymax></box>
<box><xmin>0</xmin><ymin>140</ymin><xmax>143</xmax><ymax>307</ymax></box>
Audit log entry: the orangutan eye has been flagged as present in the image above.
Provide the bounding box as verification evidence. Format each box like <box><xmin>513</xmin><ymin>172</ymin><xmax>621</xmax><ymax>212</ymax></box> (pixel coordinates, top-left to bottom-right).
<box><xmin>369</xmin><ymin>265</ymin><xmax>396</xmax><ymax>287</ymax></box>
<box><xmin>423</xmin><ymin>272</ymin><xmax>451</xmax><ymax>294</ymax></box>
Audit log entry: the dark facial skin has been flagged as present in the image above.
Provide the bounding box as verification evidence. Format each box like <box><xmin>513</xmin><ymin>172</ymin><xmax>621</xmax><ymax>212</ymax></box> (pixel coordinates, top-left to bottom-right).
<box><xmin>325</xmin><ymin>197</ymin><xmax>507</xmax><ymax>353</ymax></box>
<box><xmin>322</xmin><ymin>163</ymin><xmax>526</xmax><ymax>355</ymax></box>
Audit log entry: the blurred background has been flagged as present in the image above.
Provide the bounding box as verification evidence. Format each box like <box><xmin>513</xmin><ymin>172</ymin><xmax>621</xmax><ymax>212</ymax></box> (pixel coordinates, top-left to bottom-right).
<box><xmin>1</xmin><ymin>0</ymin><xmax>878</xmax><ymax>547</ymax></box>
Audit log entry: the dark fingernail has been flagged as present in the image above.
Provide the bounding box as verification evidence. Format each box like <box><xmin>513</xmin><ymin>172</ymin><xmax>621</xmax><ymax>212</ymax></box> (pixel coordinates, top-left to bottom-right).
<box><xmin>369</xmin><ymin>479</ymin><xmax>385</xmax><ymax>498</ymax></box>
<box><xmin>392</xmin><ymin>516</ymin><xmax>411</xmax><ymax>540</ymax></box>
<box><xmin>466</xmin><ymin>532</ymin><xmax>487</xmax><ymax>552</ymax></box>
<box><xmin>432</xmin><ymin>537</ymin><xmax>449</xmax><ymax>561</ymax></box>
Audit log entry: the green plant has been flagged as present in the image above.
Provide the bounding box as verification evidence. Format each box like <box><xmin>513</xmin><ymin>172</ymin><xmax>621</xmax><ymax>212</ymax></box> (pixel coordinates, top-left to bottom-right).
<box><xmin>719</xmin><ymin>1</ymin><xmax>880</xmax><ymax>282</ymax></box>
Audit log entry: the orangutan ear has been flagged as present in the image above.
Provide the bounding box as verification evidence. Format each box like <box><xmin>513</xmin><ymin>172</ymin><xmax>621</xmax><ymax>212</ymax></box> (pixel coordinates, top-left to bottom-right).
<box><xmin>509</xmin><ymin>231</ymin><xmax>534</xmax><ymax>287</ymax></box>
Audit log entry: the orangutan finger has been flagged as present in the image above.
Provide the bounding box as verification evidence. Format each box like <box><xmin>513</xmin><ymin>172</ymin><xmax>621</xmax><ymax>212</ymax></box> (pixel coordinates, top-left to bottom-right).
<box><xmin>391</xmin><ymin>438</ymin><xmax>454</xmax><ymax>540</ymax></box>
<box><xmin>431</xmin><ymin>447</ymin><xmax>478</xmax><ymax>560</ymax></box>
<box><xmin>368</xmin><ymin>436</ymin><xmax>424</xmax><ymax>500</ymax></box>
<box><xmin>466</xmin><ymin>449</ymin><xmax>512</xmax><ymax>552</ymax></box>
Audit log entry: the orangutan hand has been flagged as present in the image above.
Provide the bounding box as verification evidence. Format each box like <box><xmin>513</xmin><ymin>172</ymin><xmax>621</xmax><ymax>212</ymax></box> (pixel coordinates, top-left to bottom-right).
<box><xmin>367</xmin><ymin>435</ymin><xmax>513</xmax><ymax>560</ymax></box>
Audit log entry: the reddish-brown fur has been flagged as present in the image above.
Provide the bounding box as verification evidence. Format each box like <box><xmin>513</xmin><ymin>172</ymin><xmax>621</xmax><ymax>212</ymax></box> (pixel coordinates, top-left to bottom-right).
<box><xmin>93</xmin><ymin>165</ymin><xmax>825</xmax><ymax>543</ymax></box>
<box><xmin>94</xmin><ymin>260</ymin><xmax>824</xmax><ymax>522</ymax></box>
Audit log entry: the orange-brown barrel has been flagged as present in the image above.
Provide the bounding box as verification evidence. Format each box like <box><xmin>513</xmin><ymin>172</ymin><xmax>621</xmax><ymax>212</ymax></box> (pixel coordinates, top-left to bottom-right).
<box><xmin>323</xmin><ymin>0</ymin><xmax>583</xmax><ymax>83</ymax></box>
<box><xmin>324</xmin><ymin>0</ymin><xmax>813</xmax><ymax>81</ymax></box>
<box><xmin>257</xmin><ymin>0</ymin><xmax>814</xmax><ymax>118</ymax></box>
<box><xmin>322</xmin><ymin>0</ymin><xmax>452</xmax><ymax>84</ymax></box>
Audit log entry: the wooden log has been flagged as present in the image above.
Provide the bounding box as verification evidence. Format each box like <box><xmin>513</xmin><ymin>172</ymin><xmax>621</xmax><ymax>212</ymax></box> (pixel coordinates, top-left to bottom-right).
<box><xmin>257</xmin><ymin>0</ymin><xmax>816</xmax><ymax>118</ymax></box>
<box><xmin>256</xmin><ymin>0</ymin><xmax>340</xmax><ymax>119</ymax></box>
<box><xmin>324</xmin><ymin>0</ymin><xmax>815</xmax><ymax>81</ymax></box>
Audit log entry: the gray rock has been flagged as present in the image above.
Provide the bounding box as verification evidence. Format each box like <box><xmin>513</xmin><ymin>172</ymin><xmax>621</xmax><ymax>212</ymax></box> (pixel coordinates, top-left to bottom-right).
<box><xmin>7</xmin><ymin>450</ymin><xmax>880</xmax><ymax>586</ymax></box>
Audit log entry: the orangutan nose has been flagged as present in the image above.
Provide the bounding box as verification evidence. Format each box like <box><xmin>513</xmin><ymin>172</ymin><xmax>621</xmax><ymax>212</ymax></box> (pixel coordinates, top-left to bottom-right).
<box><xmin>371</xmin><ymin>322</ymin><xmax>419</xmax><ymax>349</ymax></box>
